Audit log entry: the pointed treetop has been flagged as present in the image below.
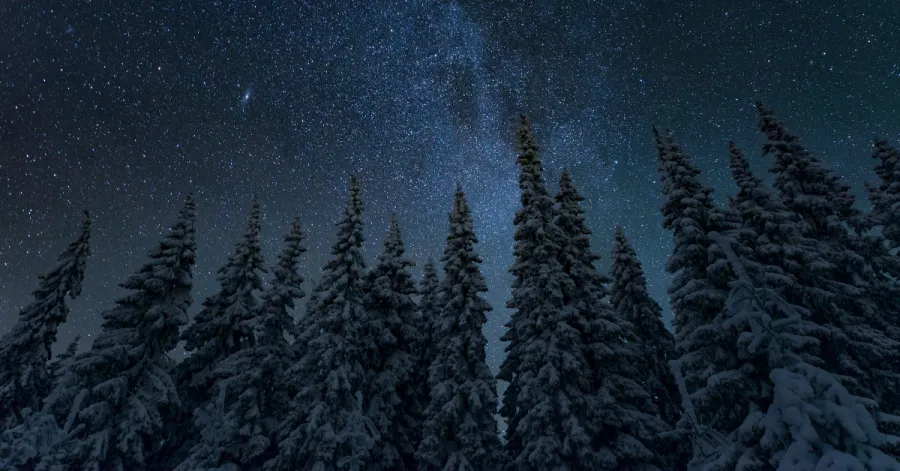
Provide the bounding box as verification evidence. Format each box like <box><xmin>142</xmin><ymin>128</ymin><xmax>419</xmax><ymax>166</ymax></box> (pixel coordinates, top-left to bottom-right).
<box><xmin>728</xmin><ymin>141</ymin><xmax>761</xmax><ymax>188</ymax></box>
<box><xmin>518</xmin><ymin>114</ymin><xmax>539</xmax><ymax>162</ymax></box>
<box><xmin>557</xmin><ymin>168</ymin><xmax>583</xmax><ymax>202</ymax></box>
<box><xmin>65</xmin><ymin>210</ymin><xmax>92</xmax><ymax>298</ymax></box>
<box><xmin>378</xmin><ymin>213</ymin><xmax>407</xmax><ymax>264</ymax></box>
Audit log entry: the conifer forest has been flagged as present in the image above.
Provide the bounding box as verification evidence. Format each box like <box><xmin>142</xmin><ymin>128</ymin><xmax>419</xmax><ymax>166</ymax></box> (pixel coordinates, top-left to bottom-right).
<box><xmin>2</xmin><ymin>1</ymin><xmax>900</xmax><ymax>471</ymax></box>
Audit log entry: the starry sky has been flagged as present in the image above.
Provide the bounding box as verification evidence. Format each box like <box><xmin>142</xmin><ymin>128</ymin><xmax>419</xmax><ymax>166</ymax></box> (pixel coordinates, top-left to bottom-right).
<box><xmin>2</xmin><ymin>0</ymin><xmax>899</xmax><ymax>368</ymax></box>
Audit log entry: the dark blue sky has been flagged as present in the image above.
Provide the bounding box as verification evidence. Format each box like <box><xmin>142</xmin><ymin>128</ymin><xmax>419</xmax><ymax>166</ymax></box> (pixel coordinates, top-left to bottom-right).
<box><xmin>2</xmin><ymin>0</ymin><xmax>899</xmax><ymax>368</ymax></box>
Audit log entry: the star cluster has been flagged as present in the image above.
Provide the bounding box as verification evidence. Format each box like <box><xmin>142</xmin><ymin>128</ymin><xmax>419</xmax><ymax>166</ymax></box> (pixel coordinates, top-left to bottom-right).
<box><xmin>2</xmin><ymin>0</ymin><xmax>899</xmax><ymax>368</ymax></box>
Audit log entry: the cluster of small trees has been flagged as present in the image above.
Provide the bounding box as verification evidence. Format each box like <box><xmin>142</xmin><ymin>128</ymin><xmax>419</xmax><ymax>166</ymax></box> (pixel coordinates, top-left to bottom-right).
<box><xmin>1</xmin><ymin>104</ymin><xmax>899</xmax><ymax>471</ymax></box>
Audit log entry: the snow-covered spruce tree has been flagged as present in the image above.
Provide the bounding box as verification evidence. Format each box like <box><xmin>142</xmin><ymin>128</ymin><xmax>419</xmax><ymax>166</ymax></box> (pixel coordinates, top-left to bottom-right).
<box><xmin>39</xmin><ymin>194</ymin><xmax>197</xmax><ymax>470</ymax></box>
<box><xmin>177</xmin><ymin>197</ymin><xmax>266</xmax><ymax>453</ymax></box>
<box><xmin>756</xmin><ymin>103</ymin><xmax>900</xmax><ymax>414</ymax></box>
<box><xmin>416</xmin><ymin>185</ymin><xmax>502</xmax><ymax>471</ymax></box>
<box><xmin>181</xmin><ymin>216</ymin><xmax>307</xmax><ymax>470</ymax></box>
<box><xmin>0</xmin><ymin>210</ymin><xmax>91</xmax><ymax>427</ymax></box>
<box><xmin>866</xmin><ymin>138</ymin><xmax>900</xmax><ymax>432</ymax></box>
<box><xmin>362</xmin><ymin>214</ymin><xmax>423</xmax><ymax>471</ymax></box>
<box><xmin>654</xmin><ymin>128</ymin><xmax>758</xmax><ymax>463</ymax></box>
<box><xmin>48</xmin><ymin>335</ymin><xmax>81</xmax><ymax>386</ymax></box>
<box><xmin>174</xmin><ymin>384</ymin><xmax>240</xmax><ymax>471</ymax></box>
<box><xmin>709</xmin><ymin>231</ymin><xmax>900</xmax><ymax>471</ymax></box>
<box><xmin>416</xmin><ymin>259</ymin><xmax>441</xmax><ymax>387</ymax></box>
<box><xmin>869</xmin><ymin>138</ymin><xmax>900</xmax><ymax>249</ymax></box>
<box><xmin>498</xmin><ymin>116</ymin><xmax>601</xmax><ymax>470</ymax></box>
<box><xmin>609</xmin><ymin>226</ymin><xmax>682</xmax><ymax>436</ymax></box>
<box><xmin>268</xmin><ymin>176</ymin><xmax>371</xmax><ymax>471</ymax></box>
<box><xmin>555</xmin><ymin>170</ymin><xmax>671</xmax><ymax>470</ymax></box>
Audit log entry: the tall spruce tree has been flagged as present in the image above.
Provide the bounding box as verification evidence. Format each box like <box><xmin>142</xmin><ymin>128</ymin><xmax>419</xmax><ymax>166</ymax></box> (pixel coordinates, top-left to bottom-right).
<box><xmin>609</xmin><ymin>226</ymin><xmax>681</xmax><ymax>436</ymax></box>
<box><xmin>866</xmin><ymin>139</ymin><xmax>900</xmax><ymax>433</ymax></box>
<box><xmin>654</xmin><ymin>128</ymin><xmax>757</xmax><ymax>464</ymax></box>
<box><xmin>178</xmin><ymin>198</ymin><xmax>266</xmax><ymax>430</ymax></box>
<box><xmin>417</xmin><ymin>259</ymin><xmax>441</xmax><ymax>385</ymax></box>
<box><xmin>363</xmin><ymin>214</ymin><xmax>423</xmax><ymax>471</ymax></box>
<box><xmin>869</xmin><ymin>138</ymin><xmax>900</xmax><ymax>249</ymax></box>
<box><xmin>709</xmin><ymin>231</ymin><xmax>900</xmax><ymax>470</ymax></box>
<box><xmin>555</xmin><ymin>170</ymin><xmax>671</xmax><ymax>470</ymax></box>
<box><xmin>180</xmin><ymin>216</ymin><xmax>307</xmax><ymax>469</ymax></box>
<box><xmin>756</xmin><ymin>103</ymin><xmax>899</xmax><ymax>414</ymax></box>
<box><xmin>0</xmin><ymin>211</ymin><xmax>91</xmax><ymax>427</ymax></box>
<box><xmin>41</xmin><ymin>195</ymin><xmax>197</xmax><ymax>470</ymax></box>
<box><xmin>498</xmin><ymin>117</ymin><xmax>600</xmax><ymax>470</ymax></box>
<box><xmin>269</xmin><ymin>176</ymin><xmax>371</xmax><ymax>471</ymax></box>
<box><xmin>416</xmin><ymin>185</ymin><xmax>502</xmax><ymax>471</ymax></box>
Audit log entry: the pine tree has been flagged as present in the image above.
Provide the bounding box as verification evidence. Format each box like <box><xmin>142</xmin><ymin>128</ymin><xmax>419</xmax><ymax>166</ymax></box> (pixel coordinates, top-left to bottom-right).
<box><xmin>416</xmin><ymin>185</ymin><xmax>502</xmax><ymax>471</ymax></box>
<box><xmin>41</xmin><ymin>195</ymin><xmax>197</xmax><ymax>470</ymax></box>
<box><xmin>609</xmin><ymin>226</ymin><xmax>681</xmax><ymax>437</ymax></box>
<box><xmin>177</xmin><ymin>197</ymin><xmax>266</xmax><ymax>446</ymax></box>
<box><xmin>654</xmin><ymin>128</ymin><xmax>756</xmax><ymax>465</ymax></box>
<box><xmin>47</xmin><ymin>335</ymin><xmax>81</xmax><ymax>384</ymax></box>
<box><xmin>709</xmin><ymin>231</ymin><xmax>900</xmax><ymax>470</ymax></box>
<box><xmin>363</xmin><ymin>214</ymin><xmax>423</xmax><ymax>471</ymax></box>
<box><xmin>269</xmin><ymin>176</ymin><xmax>371</xmax><ymax>471</ymax></box>
<box><xmin>866</xmin><ymin>139</ymin><xmax>900</xmax><ymax>432</ymax></box>
<box><xmin>498</xmin><ymin>117</ymin><xmax>601</xmax><ymax>470</ymax></box>
<box><xmin>756</xmin><ymin>103</ymin><xmax>899</xmax><ymax>414</ymax></box>
<box><xmin>417</xmin><ymin>259</ymin><xmax>441</xmax><ymax>381</ymax></box>
<box><xmin>555</xmin><ymin>170</ymin><xmax>671</xmax><ymax>470</ymax></box>
<box><xmin>183</xmin><ymin>216</ymin><xmax>307</xmax><ymax>470</ymax></box>
<box><xmin>869</xmin><ymin>138</ymin><xmax>900</xmax><ymax>249</ymax></box>
<box><xmin>0</xmin><ymin>211</ymin><xmax>91</xmax><ymax>427</ymax></box>
<box><xmin>174</xmin><ymin>384</ymin><xmax>240</xmax><ymax>471</ymax></box>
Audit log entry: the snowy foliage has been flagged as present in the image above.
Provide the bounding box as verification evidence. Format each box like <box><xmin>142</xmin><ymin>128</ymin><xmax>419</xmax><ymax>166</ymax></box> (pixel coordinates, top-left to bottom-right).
<box><xmin>654</xmin><ymin>128</ymin><xmax>749</xmax><ymax>441</ymax></box>
<box><xmin>757</xmin><ymin>103</ymin><xmax>900</xmax><ymax>416</ymax></box>
<box><xmin>416</xmin><ymin>259</ymin><xmax>442</xmax><ymax>389</ymax></box>
<box><xmin>709</xmin><ymin>231</ymin><xmax>900</xmax><ymax>471</ymax></box>
<box><xmin>269</xmin><ymin>176</ymin><xmax>371</xmax><ymax>471</ymax></box>
<box><xmin>200</xmin><ymin>216</ymin><xmax>307</xmax><ymax>469</ymax></box>
<box><xmin>498</xmin><ymin>118</ymin><xmax>602</xmax><ymax>470</ymax></box>
<box><xmin>0</xmin><ymin>390</ymin><xmax>87</xmax><ymax>471</ymax></box>
<box><xmin>47</xmin><ymin>336</ymin><xmax>80</xmax><ymax>386</ymax></box>
<box><xmin>610</xmin><ymin>226</ymin><xmax>682</xmax><ymax>437</ymax></box>
<box><xmin>0</xmin><ymin>211</ymin><xmax>91</xmax><ymax>427</ymax></box>
<box><xmin>175</xmin><ymin>384</ymin><xmax>240</xmax><ymax>471</ymax></box>
<box><xmin>416</xmin><ymin>185</ymin><xmax>502</xmax><ymax>471</ymax></box>
<box><xmin>868</xmin><ymin>138</ymin><xmax>900</xmax><ymax>248</ymax></box>
<box><xmin>178</xmin><ymin>197</ymin><xmax>266</xmax><ymax>450</ymax></box>
<box><xmin>363</xmin><ymin>215</ymin><xmax>423</xmax><ymax>471</ymax></box>
<box><xmin>40</xmin><ymin>195</ymin><xmax>197</xmax><ymax>470</ymax></box>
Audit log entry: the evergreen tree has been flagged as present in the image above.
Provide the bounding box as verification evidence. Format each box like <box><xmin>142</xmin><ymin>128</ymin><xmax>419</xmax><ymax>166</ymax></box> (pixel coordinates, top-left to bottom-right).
<box><xmin>416</xmin><ymin>185</ymin><xmax>502</xmax><ymax>471</ymax></box>
<box><xmin>0</xmin><ymin>210</ymin><xmax>91</xmax><ymax>427</ymax></box>
<box><xmin>269</xmin><ymin>176</ymin><xmax>370</xmax><ymax>471</ymax></box>
<box><xmin>555</xmin><ymin>170</ymin><xmax>671</xmax><ymax>470</ymax></box>
<box><xmin>609</xmin><ymin>226</ymin><xmax>681</xmax><ymax>436</ymax></box>
<box><xmin>177</xmin><ymin>197</ymin><xmax>266</xmax><ymax>449</ymax></box>
<box><xmin>654</xmin><ymin>128</ymin><xmax>754</xmax><ymax>464</ymax></box>
<box><xmin>48</xmin><ymin>335</ymin><xmax>81</xmax><ymax>386</ymax></box>
<box><xmin>756</xmin><ymin>103</ymin><xmax>899</xmax><ymax>413</ymax></box>
<box><xmin>709</xmin><ymin>231</ymin><xmax>900</xmax><ymax>470</ymax></box>
<box><xmin>174</xmin><ymin>385</ymin><xmax>240</xmax><ymax>471</ymax></box>
<box><xmin>498</xmin><ymin>117</ymin><xmax>601</xmax><ymax>470</ymax></box>
<box><xmin>363</xmin><ymin>214</ymin><xmax>423</xmax><ymax>471</ymax></box>
<box><xmin>417</xmin><ymin>259</ymin><xmax>441</xmax><ymax>380</ymax></box>
<box><xmin>869</xmin><ymin>138</ymin><xmax>900</xmax><ymax>249</ymax></box>
<box><xmin>182</xmin><ymin>216</ymin><xmax>307</xmax><ymax>470</ymax></box>
<box><xmin>42</xmin><ymin>195</ymin><xmax>197</xmax><ymax>470</ymax></box>
<box><xmin>865</xmin><ymin>139</ymin><xmax>900</xmax><ymax>433</ymax></box>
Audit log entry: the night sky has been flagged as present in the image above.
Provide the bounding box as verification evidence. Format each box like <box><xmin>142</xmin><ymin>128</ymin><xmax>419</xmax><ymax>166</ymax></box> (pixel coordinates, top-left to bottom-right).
<box><xmin>2</xmin><ymin>0</ymin><xmax>899</xmax><ymax>369</ymax></box>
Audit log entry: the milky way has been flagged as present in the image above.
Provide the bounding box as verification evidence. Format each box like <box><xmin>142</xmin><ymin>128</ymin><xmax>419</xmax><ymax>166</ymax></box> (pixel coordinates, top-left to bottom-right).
<box><xmin>2</xmin><ymin>0</ymin><xmax>899</xmax><ymax>368</ymax></box>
